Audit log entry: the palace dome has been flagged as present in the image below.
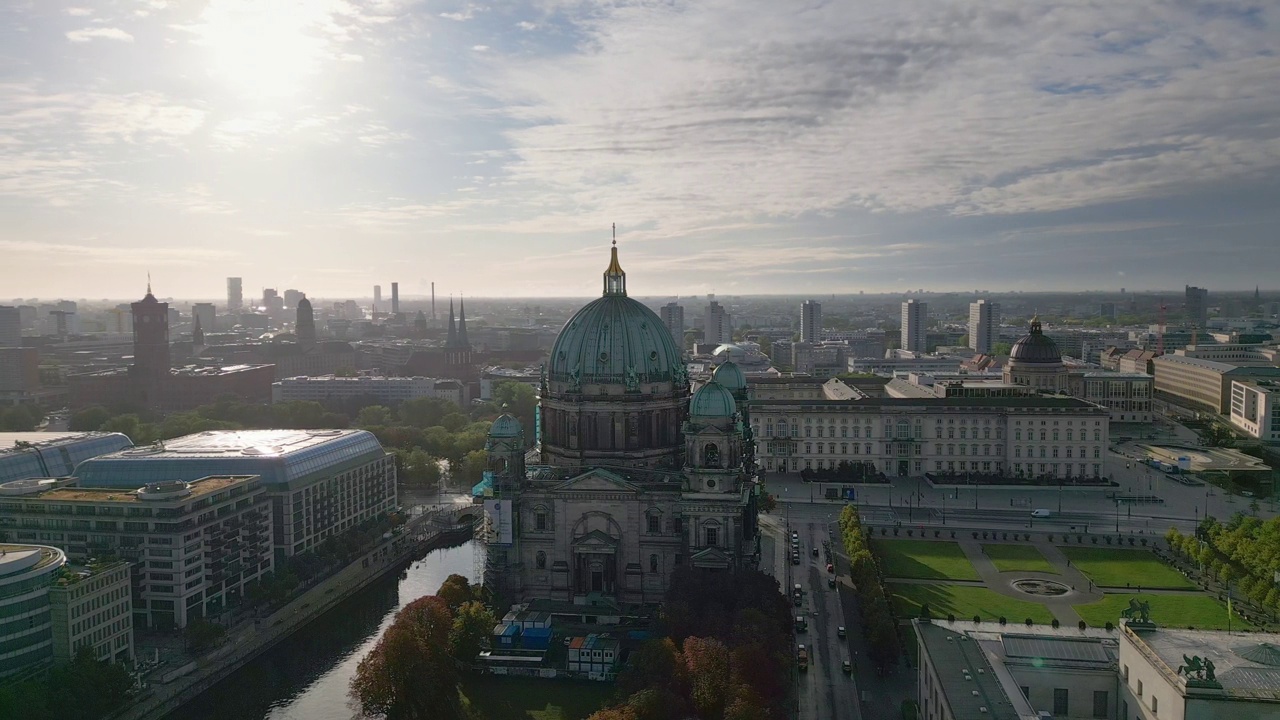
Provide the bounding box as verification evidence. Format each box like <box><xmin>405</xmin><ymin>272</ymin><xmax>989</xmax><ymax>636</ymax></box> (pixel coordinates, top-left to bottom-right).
<box><xmin>690</xmin><ymin>381</ymin><xmax>737</xmax><ymax>419</ymax></box>
<box><xmin>488</xmin><ymin>413</ymin><xmax>524</xmax><ymax>438</ymax></box>
<box><xmin>547</xmin><ymin>245</ymin><xmax>685</xmax><ymax>387</ymax></box>
<box><xmin>711</xmin><ymin>360</ymin><xmax>747</xmax><ymax>392</ymax></box>
<box><xmin>1008</xmin><ymin>317</ymin><xmax>1062</xmax><ymax>364</ymax></box>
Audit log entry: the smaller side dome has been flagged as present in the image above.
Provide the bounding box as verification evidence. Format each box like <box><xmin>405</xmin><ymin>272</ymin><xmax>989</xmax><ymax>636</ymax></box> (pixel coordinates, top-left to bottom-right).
<box><xmin>488</xmin><ymin>413</ymin><xmax>524</xmax><ymax>438</ymax></box>
<box><xmin>712</xmin><ymin>361</ymin><xmax>747</xmax><ymax>392</ymax></box>
<box><xmin>690</xmin><ymin>381</ymin><xmax>737</xmax><ymax>419</ymax></box>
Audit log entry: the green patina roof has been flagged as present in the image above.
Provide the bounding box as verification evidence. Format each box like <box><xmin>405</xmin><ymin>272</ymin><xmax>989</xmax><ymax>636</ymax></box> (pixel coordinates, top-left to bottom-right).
<box><xmin>488</xmin><ymin>413</ymin><xmax>524</xmax><ymax>439</ymax></box>
<box><xmin>712</xmin><ymin>361</ymin><xmax>747</xmax><ymax>391</ymax></box>
<box><xmin>690</xmin><ymin>381</ymin><xmax>737</xmax><ymax>418</ymax></box>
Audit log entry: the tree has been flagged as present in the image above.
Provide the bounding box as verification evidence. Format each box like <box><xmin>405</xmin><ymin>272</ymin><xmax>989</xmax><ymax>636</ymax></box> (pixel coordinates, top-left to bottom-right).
<box><xmin>99</xmin><ymin>414</ymin><xmax>153</xmax><ymax>444</ymax></box>
<box><xmin>449</xmin><ymin>600</ymin><xmax>495</xmax><ymax>665</ymax></box>
<box><xmin>617</xmin><ymin>638</ymin><xmax>687</xmax><ymax>700</ymax></box>
<box><xmin>441</xmin><ymin>412</ymin><xmax>470</xmax><ymax>432</ymax></box>
<box><xmin>350</xmin><ymin>596</ymin><xmax>459</xmax><ymax>720</ymax></box>
<box><xmin>682</xmin><ymin>636</ymin><xmax>732</xmax><ymax>719</ymax></box>
<box><xmin>993</xmin><ymin>342</ymin><xmax>1013</xmax><ymax>356</ymax></box>
<box><xmin>456</xmin><ymin>449</ymin><xmax>488</xmax><ymax>485</ymax></box>
<box><xmin>0</xmin><ymin>405</ymin><xmax>43</xmax><ymax>431</ymax></box>
<box><xmin>69</xmin><ymin>405</ymin><xmax>112</xmax><ymax>432</ymax></box>
<box><xmin>437</xmin><ymin>574</ymin><xmax>476</xmax><ymax>613</ymax></box>
<box><xmin>491</xmin><ymin>381</ymin><xmax>537</xmax><ymax>440</ymax></box>
<box><xmin>46</xmin><ymin>647</ymin><xmax>135</xmax><ymax>720</ymax></box>
<box><xmin>356</xmin><ymin>405</ymin><xmax>395</xmax><ymax>427</ymax></box>
<box><xmin>758</xmin><ymin>490</ymin><xmax>777</xmax><ymax>514</ymax></box>
<box><xmin>184</xmin><ymin>618</ymin><xmax>226</xmax><ymax>651</ymax></box>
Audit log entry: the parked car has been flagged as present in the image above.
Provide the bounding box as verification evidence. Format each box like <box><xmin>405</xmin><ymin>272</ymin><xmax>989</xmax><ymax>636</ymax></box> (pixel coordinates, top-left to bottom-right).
<box><xmin>837</xmin><ymin>626</ymin><xmax>846</xmax><ymax>638</ymax></box>
<box><xmin>812</xmin><ymin>547</ymin><xmax>819</xmax><ymax>557</ymax></box>
<box><xmin>828</xmin><ymin>577</ymin><xmax>836</xmax><ymax>589</ymax></box>
<box><xmin>842</xmin><ymin>660</ymin><xmax>852</xmax><ymax>674</ymax></box>
<box><xmin>1031</xmin><ymin>508</ymin><xmax>1052</xmax><ymax>518</ymax></box>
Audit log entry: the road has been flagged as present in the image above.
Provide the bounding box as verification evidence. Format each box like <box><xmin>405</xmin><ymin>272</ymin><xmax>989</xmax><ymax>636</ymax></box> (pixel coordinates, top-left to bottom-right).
<box><xmin>764</xmin><ymin>512</ymin><xmax>862</xmax><ymax>720</ymax></box>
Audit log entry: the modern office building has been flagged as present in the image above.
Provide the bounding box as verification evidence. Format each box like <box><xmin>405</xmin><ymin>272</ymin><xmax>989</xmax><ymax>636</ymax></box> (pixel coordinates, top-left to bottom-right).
<box><xmin>0</xmin><ymin>347</ymin><xmax>42</xmax><ymax>405</ymax></box>
<box><xmin>1229</xmin><ymin>380</ymin><xmax>1280</xmax><ymax>443</ymax></box>
<box><xmin>74</xmin><ymin>429</ymin><xmax>398</xmax><ymax>559</ymax></box>
<box><xmin>0</xmin><ymin>432</ymin><xmax>134</xmax><ymax>485</ymax></box>
<box><xmin>705</xmin><ymin>301</ymin><xmax>732</xmax><ymax>345</ymax></box>
<box><xmin>749</xmin><ymin>392</ymin><xmax>1108</xmax><ymax>479</ymax></box>
<box><xmin>373</xmin><ymin>285</ymin><xmax>382</xmax><ymax>306</ymax></box>
<box><xmin>391</xmin><ymin>282</ymin><xmax>400</xmax><ymax>315</ymax></box>
<box><xmin>901</xmin><ymin>300</ymin><xmax>928</xmax><ymax>353</ymax></box>
<box><xmin>49</xmin><ymin>560</ymin><xmax>133</xmax><ymax>664</ymax></box>
<box><xmin>800</xmin><ymin>301</ymin><xmax>822</xmax><ymax>343</ymax></box>
<box><xmin>659</xmin><ymin>302</ymin><xmax>685</xmax><ymax>350</ymax></box>
<box><xmin>283</xmin><ymin>289</ymin><xmax>304</xmax><ymax>312</ymax></box>
<box><xmin>968</xmin><ymin>300</ymin><xmax>997</xmax><ymax>355</ymax></box>
<box><xmin>1185</xmin><ymin>285</ymin><xmax>1209</xmax><ymax>327</ymax></box>
<box><xmin>1068</xmin><ymin>372</ymin><xmax>1154</xmax><ymax>423</ymax></box>
<box><xmin>1152</xmin><ymin>354</ymin><xmax>1280</xmax><ymax>414</ymax></box>
<box><xmin>0</xmin><ymin>543</ymin><xmax>66</xmax><ymax>678</ymax></box>
<box><xmin>0</xmin><ymin>306</ymin><xmax>20</xmax><ymax>347</ymax></box>
<box><xmin>226</xmin><ymin>277</ymin><xmax>243</xmax><ymax>312</ymax></box>
<box><xmin>0</xmin><ymin>476</ymin><xmax>272</xmax><ymax>629</ymax></box>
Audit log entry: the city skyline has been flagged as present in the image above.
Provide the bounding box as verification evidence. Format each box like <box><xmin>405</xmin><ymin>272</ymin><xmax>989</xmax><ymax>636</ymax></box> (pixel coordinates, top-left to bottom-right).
<box><xmin>2</xmin><ymin>1</ymin><xmax>1278</xmax><ymax>298</ymax></box>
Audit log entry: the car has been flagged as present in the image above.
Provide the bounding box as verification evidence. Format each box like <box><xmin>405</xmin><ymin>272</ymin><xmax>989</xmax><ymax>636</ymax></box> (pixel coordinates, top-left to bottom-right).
<box><xmin>837</xmin><ymin>626</ymin><xmax>846</xmax><ymax>638</ymax></box>
<box><xmin>842</xmin><ymin>660</ymin><xmax>852</xmax><ymax>674</ymax></box>
<box><xmin>812</xmin><ymin>547</ymin><xmax>819</xmax><ymax>557</ymax></box>
<box><xmin>828</xmin><ymin>577</ymin><xmax>836</xmax><ymax>589</ymax></box>
<box><xmin>1030</xmin><ymin>508</ymin><xmax>1052</xmax><ymax>518</ymax></box>
<box><xmin>826</xmin><ymin>562</ymin><xmax>834</xmax><ymax>573</ymax></box>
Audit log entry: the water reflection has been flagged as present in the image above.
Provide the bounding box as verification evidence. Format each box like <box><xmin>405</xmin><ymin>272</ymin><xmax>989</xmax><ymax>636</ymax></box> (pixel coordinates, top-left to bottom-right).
<box><xmin>165</xmin><ymin>542</ymin><xmax>476</xmax><ymax>720</ymax></box>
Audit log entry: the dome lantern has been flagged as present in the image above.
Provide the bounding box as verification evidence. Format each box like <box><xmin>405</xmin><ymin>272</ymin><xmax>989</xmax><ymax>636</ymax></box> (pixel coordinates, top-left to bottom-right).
<box><xmin>603</xmin><ymin>228</ymin><xmax>626</xmax><ymax>297</ymax></box>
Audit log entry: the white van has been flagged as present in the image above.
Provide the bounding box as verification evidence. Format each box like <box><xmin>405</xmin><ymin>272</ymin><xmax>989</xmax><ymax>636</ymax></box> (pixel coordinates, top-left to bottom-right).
<box><xmin>1030</xmin><ymin>509</ymin><xmax>1052</xmax><ymax>518</ymax></box>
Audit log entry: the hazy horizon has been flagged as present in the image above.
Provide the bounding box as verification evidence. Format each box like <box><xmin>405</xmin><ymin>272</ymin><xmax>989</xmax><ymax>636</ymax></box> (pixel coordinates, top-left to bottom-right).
<box><xmin>3</xmin><ymin>1</ymin><xmax>1277</xmax><ymax>299</ymax></box>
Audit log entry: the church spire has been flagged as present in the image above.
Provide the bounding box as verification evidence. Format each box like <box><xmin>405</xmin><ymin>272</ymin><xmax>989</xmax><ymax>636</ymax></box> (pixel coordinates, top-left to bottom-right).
<box><xmin>458</xmin><ymin>296</ymin><xmax>470</xmax><ymax>349</ymax></box>
<box><xmin>447</xmin><ymin>297</ymin><xmax>458</xmax><ymax>347</ymax></box>
<box><xmin>603</xmin><ymin>224</ymin><xmax>626</xmax><ymax>296</ymax></box>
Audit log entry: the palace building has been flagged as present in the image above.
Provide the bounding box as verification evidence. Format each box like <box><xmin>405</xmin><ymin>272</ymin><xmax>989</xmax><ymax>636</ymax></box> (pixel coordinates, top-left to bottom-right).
<box><xmin>479</xmin><ymin>243</ymin><xmax>759</xmax><ymax>603</ymax></box>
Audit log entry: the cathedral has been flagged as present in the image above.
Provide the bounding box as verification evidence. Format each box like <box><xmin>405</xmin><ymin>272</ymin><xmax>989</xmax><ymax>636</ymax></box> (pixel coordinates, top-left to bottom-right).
<box><xmin>481</xmin><ymin>243</ymin><xmax>760</xmax><ymax>603</ymax></box>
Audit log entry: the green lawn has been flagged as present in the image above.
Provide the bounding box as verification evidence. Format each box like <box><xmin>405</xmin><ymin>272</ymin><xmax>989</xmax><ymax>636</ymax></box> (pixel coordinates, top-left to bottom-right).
<box><xmin>982</xmin><ymin>544</ymin><xmax>1057</xmax><ymax>574</ymax></box>
<box><xmin>460</xmin><ymin>676</ymin><xmax>615</xmax><ymax>720</ymax></box>
<box><xmin>1075</xmin><ymin>593</ymin><xmax>1231</xmax><ymax>630</ymax></box>
<box><xmin>889</xmin><ymin>583</ymin><xmax>1056</xmax><ymax>624</ymax></box>
<box><xmin>1060</xmin><ymin>547</ymin><xmax>1194</xmax><ymax>589</ymax></box>
<box><xmin>872</xmin><ymin>540</ymin><xmax>980</xmax><ymax>581</ymax></box>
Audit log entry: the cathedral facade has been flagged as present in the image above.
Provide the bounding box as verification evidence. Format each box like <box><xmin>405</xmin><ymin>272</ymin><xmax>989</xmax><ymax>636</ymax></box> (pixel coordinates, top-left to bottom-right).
<box><xmin>481</xmin><ymin>244</ymin><xmax>759</xmax><ymax>604</ymax></box>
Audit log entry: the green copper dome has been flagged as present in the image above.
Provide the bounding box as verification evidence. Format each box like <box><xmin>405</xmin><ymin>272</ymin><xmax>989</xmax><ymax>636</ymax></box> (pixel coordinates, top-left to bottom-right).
<box><xmin>690</xmin><ymin>381</ymin><xmax>737</xmax><ymax>419</ymax></box>
<box><xmin>488</xmin><ymin>413</ymin><xmax>524</xmax><ymax>439</ymax></box>
<box><xmin>712</xmin><ymin>361</ymin><xmax>747</xmax><ymax>392</ymax></box>
<box><xmin>548</xmin><ymin>244</ymin><xmax>685</xmax><ymax>387</ymax></box>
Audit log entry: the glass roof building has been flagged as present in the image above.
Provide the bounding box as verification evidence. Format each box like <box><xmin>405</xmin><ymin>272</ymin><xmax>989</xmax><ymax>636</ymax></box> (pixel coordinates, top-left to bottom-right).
<box><xmin>0</xmin><ymin>432</ymin><xmax>134</xmax><ymax>485</ymax></box>
<box><xmin>73</xmin><ymin>430</ymin><xmax>397</xmax><ymax>557</ymax></box>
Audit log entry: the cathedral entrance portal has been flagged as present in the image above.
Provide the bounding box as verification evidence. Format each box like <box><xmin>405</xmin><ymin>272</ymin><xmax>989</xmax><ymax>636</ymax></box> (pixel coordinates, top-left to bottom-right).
<box><xmin>569</xmin><ymin>513</ymin><xmax>623</xmax><ymax>598</ymax></box>
<box><xmin>574</xmin><ymin>552</ymin><xmax>618</xmax><ymax>595</ymax></box>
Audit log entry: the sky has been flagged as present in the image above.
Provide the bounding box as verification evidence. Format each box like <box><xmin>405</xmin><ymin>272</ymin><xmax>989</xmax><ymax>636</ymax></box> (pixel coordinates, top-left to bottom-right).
<box><xmin>2</xmin><ymin>0</ymin><xmax>1278</xmax><ymax>301</ymax></box>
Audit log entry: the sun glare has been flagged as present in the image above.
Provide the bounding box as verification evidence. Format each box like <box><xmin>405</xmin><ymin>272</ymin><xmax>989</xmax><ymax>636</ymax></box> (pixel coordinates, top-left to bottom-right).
<box><xmin>194</xmin><ymin>0</ymin><xmax>331</xmax><ymax>99</ymax></box>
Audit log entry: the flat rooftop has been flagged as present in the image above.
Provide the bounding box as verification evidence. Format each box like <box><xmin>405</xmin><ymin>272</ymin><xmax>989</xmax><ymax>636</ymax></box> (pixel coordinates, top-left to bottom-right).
<box><xmin>74</xmin><ymin>429</ymin><xmax>387</xmax><ymax>488</ymax></box>
<box><xmin>917</xmin><ymin>621</ymin><xmax>1024</xmax><ymax>720</ymax></box>
<box><xmin>749</xmin><ymin>395</ymin><xmax>1105</xmax><ymax>410</ymax></box>
<box><xmin>0</xmin><ymin>544</ymin><xmax>66</xmax><ymax>575</ymax></box>
<box><xmin>27</xmin><ymin>475</ymin><xmax>257</xmax><ymax>504</ymax></box>
<box><xmin>1129</xmin><ymin>625</ymin><xmax>1280</xmax><ymax>700</ymax></box>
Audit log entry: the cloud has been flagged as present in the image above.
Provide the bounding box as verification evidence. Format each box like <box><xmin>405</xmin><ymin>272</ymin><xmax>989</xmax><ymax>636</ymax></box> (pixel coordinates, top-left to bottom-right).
<box><xmin>66</xmin><ymin>27</ymin><xmax>134</xmax><ymax>42</ymax></box>
<box><xmin>0</xmin><ymin>240</ymin><xmax>236</xmax><ymax>266</ymax></box>
<box><xmin>479</xmin><ymin>0</ymin><xmax>1280</xmax><ymax>235</ymax></box>
<box><xmin>64</xmin><ymin>8</ymin><xmax>93</xmax><ymax>17</ymax></box>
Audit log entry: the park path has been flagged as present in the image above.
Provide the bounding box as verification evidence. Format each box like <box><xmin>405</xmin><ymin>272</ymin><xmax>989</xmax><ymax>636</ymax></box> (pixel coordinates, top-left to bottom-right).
<box><xmin>955</xmin><ymin>539</ymin><xmax>1096</xmax><ymax>625</ymax></box>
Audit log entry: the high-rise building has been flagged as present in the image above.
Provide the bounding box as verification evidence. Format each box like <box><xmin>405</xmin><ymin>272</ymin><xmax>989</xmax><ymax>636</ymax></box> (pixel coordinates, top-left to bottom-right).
<box><xmin>0</xmin><ymin>306</ymin><xmax>20</xmax><ymax>347</ymax></box>
<box><xmin>660</xmin><ymin>302</ymin><xmax>685</xmax><ymax>349</ymax></box>
<box><xmin>227</xmin><ymin>277</ymin><xmax>242</xmax><ymax>311</ymax></box>
<box><xmin>967</xmin><ymin>299</ymin><xmax>997</xmax><ymax>354</ymax></box>
<box><xmin>1099</xmin><ymin>302</ymin><xmax>1116</xmax><ymax>319</ymax></box>
<box><xmin>191</xmin><ymin>302</ymin><xmax>216</xmax><ymax>336</ymax></box>
<box><xmin>296</xmin><ymin>297</ymin><xmax>316</xmax><ymax>344</ymax></box>
<box><xmin>705</xmin><ymin>300</ymin><xmax>732</xmax><ymax>345</ymax></box>
<box><xmin>283</xmin><ymin>289</ymin><xmax>304</xmax><ymax>310</ymax></box>
<box><xmin>374</xmin><ymin>285</ymin><xmax>382</xmax><ymax>306</ymax></box>
<box><xmin>901</xmin><ymin>300</ymin><xmax>928</xmax><ymax>352</ymax></box>
<box><xmin>391</xmin><ymin>282</ymin><xmax>400</xmax><ymax>315</ymax></box>
<box><xmin>1185</xmin><ymin>285</ymin><xmax>1208</xmax><ymax>327</ymax></box>
<box><xmin>800</xmin><ymin>300</ymin><xmax>822</xmax><ymax>343</ymax></box>
<box><xmin>130</xmin><ymin>283</ymin><xmax>170</xmax><ymax>379</ymax></box>
<box><xmin>0</xmin><ymin>544</ymin><xmax>66</xmax><ymax>678</ymax></box>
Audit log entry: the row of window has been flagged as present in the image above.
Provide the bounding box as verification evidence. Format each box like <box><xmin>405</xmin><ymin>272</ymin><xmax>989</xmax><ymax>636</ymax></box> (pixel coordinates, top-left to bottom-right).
<box><xmin>1012</xmin><ymin>446</ymin><xmax>1102</xmax><ymax>459</ymax></box>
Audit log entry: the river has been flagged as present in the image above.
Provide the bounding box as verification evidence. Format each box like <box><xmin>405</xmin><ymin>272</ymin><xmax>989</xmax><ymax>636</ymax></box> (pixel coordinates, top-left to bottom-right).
<box><xmin>164</xmin><ymin>541</ymin><xmax>477</xmax><ymax>720</ymax></box>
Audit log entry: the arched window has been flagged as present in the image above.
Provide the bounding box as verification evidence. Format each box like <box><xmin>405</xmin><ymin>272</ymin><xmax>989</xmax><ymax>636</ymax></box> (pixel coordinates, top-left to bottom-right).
<box><xmin>649</xmin><ymin>554</ymin><xmax>659</xmax><ymax>573</ymax></box>
<box><xmin>536</xmin><ymin>551</ymin><xmax>547</xmax><ymax>570</ymax></box>
<box><xmin>704</xmin><ymin>443</ymin><xmax>721</xmax><ymax>467</ymax></box>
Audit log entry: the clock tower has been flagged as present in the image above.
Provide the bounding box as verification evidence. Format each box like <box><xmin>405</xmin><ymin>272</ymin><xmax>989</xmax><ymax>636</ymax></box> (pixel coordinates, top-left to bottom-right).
<box><xmin>130</xmin><ymin>280</ymin><xmax>171</xmax><ymax>380</ymax></box>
